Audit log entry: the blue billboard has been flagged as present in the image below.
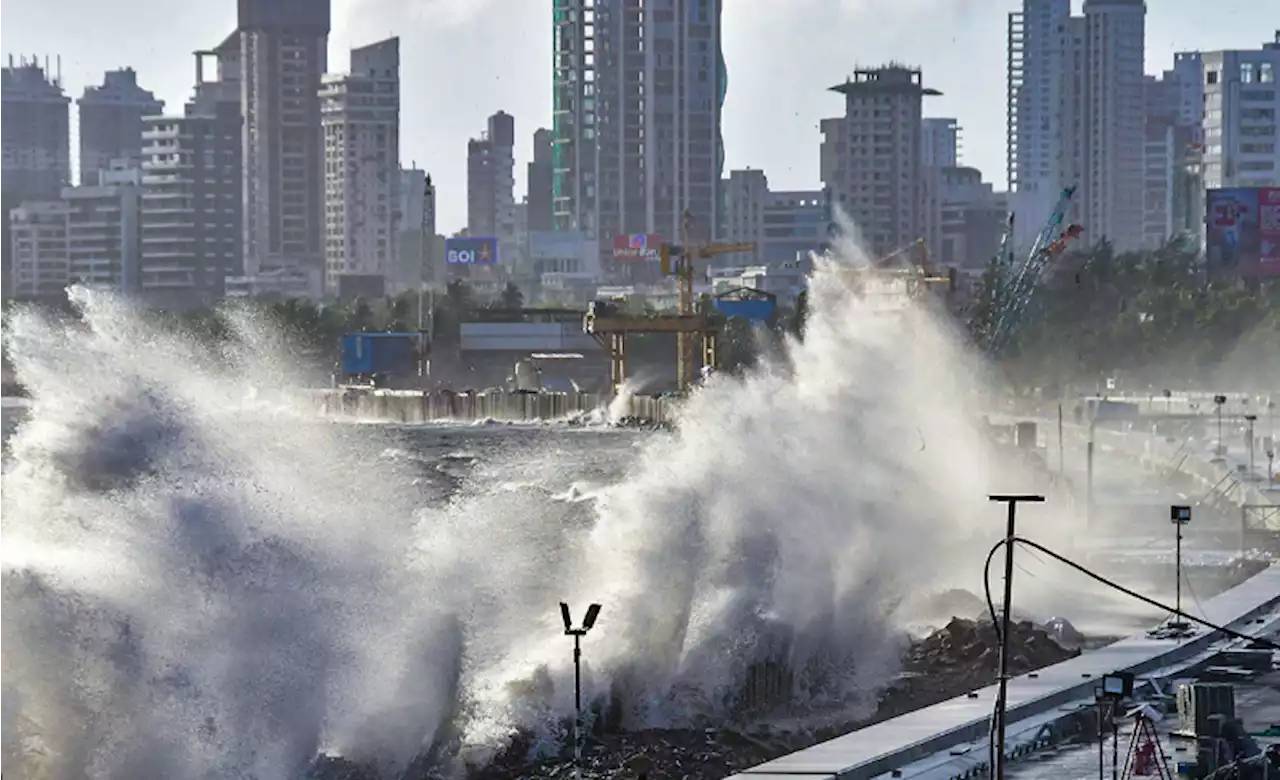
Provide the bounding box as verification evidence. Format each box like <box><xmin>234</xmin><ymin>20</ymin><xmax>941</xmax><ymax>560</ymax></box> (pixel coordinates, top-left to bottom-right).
<box><xmin>445</xmin><ymin>236</ymin><xmax>499</xmax><ymax>265</ymax></box>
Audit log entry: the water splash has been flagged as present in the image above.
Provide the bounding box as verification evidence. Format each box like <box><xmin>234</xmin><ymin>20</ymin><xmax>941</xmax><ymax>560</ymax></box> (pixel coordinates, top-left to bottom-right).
<box><xmin>3</xmin><ymin>255</ymin><xmax>1062</xmax><ymax>778</ymax></box>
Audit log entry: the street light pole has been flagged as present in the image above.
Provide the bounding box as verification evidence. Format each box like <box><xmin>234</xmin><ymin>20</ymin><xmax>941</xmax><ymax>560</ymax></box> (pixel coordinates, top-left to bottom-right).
<box><xmin>1086</xmin><ymin>415</ymin><xmax>1097</xmax><ymax>530</ymax></box>
<box><xmin>560</xmin><ymin>602</ymin><xmax>602</xmax><ymax>780</ymax></box>
<box><xmin>988</xmin><ymin>493</ymin><xmax>1045</xmax><ymax>780</ymax></box>
<box><xmin>1245</xmin><ymin>414</ymin><xmax>1257</xmax><ymax>480</ymax></box>
<box><xmin>1169</xmin><ymin>505</ymin><xmax>1192</xmax><ymax>633</ymax></box>
<box><xmin>1213</xmin><ymin>394</ymin><xmax>1227</xmax><ymax>461</ymax></box>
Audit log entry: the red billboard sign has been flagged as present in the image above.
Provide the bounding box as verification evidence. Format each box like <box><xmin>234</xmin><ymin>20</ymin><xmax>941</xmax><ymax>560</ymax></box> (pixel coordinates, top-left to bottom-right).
<box><xmin>1258</xmin><ymin>187</ymin><xmax>1280</xmax><ymax>275</ymax></box>
<box><xmin>611</xmin><ymin>233</ymin><xmax>662</xmax><ymax>261</ymax></box>
<box><xmin>1206</xmin><ymin>187</ymin><xmax>1280</xmax><ymax>278</ymax></box>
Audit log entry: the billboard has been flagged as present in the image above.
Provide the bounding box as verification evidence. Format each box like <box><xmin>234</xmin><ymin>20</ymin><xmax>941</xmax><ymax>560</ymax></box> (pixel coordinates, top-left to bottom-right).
<box><xmin>1205</xmin><ymin>187</ymin><xmax>1280</xmax><ymax>277</ymax></box>
<box><xmin>445</xmin><ymin>236</ymin><xmax>499</xmax><ymax>265</ymax></box>
<box><xmin>611</xmin><ymin>233</ymin><xmax>662</xmax><ymax>261</ymax></box>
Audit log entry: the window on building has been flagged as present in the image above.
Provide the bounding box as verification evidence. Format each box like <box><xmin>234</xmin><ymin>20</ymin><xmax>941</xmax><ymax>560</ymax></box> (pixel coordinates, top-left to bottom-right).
<box><xmin>1241</xmin><ymin>63</ymin><xmax>1256</xmax><ymax>83</ymax></box>
<box><xmin>1261</xmin><ymin>62</ymin><xmax>1276</xmax><ymax>84</ymax></box>
<box><xmin>1206</xmin><ymin>70</ymin><xmax>1219</xmax><ymax>85</ymax></box>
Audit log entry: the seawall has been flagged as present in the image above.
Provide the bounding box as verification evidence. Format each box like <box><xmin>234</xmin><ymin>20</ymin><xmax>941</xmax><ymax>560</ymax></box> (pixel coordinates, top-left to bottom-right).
<box><xmin>313</xmin><ymin>388</ymin><xmax>680</xmax><ymax>425</ymax></box>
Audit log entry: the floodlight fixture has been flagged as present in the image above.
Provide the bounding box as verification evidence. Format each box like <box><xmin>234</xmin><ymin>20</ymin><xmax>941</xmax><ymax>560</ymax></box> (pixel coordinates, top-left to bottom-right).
<box><xmin>559</xmin><ymin>601</ymin><xmax>603</xmax><ymax>780</ymax></box>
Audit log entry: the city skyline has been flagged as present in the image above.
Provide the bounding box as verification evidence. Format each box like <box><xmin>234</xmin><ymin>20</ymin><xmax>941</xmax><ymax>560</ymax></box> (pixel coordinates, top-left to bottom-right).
<box><xmin>0</xmin><ymin>0</ymin><xmax>1268</xmax><ymax>234</ymax></box>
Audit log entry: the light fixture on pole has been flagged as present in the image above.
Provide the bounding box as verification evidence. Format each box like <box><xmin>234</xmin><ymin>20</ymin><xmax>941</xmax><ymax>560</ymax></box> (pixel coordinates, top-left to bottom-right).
<box><xmin>1095</xmin><ymin>671</ymin><xmax>1133</xmax><ymax>780</ymax></box>
<box><xmin>1244</xmin><ymin>414</ymin><xmax>1257</xmax><ymax>480</ymax></box>
<box><xmin>988</xmin><ymin>493</ymin><xmax>1045</xmax><ymax>780</ymax></box>
<box><xmin>560</xmin><ymin>601</ymin><xmax>601</xmax><ymax>780</ymax></box>
<box><xmin>1212</xmin><ymin>394</ymin><xmax>1228</xmax><ymax>462</ymax></box>
<box><xmin>1168</xmin><ymin>505</ymin><xmax>1192</xmax><ymax>634</ymax></box>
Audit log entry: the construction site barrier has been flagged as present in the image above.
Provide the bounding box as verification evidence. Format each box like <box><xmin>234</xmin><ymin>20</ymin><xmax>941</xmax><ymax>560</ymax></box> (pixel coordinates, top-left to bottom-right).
<box><xmin>312</xmin><ymin>389</ymin><xmax>680</xmax><ymax>426</ymax></box>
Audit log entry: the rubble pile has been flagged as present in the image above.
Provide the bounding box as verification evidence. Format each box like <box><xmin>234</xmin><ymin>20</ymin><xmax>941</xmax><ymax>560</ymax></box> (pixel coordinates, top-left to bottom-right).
<box><xmin>879</xmin><ymin>616</ymin><xmax>1079</xmax><ymax>719</ymax></box>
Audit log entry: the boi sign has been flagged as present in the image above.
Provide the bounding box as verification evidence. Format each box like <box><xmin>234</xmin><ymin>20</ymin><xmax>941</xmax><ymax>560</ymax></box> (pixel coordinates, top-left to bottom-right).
<box><xmin>445</xmin><ymin>237</ymin><xmax>499</xmax><ymax>265</ymax></box>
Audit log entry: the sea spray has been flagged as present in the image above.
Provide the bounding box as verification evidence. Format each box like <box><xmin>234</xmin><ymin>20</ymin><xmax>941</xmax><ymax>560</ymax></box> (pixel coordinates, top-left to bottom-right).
<box><xmin>3</xmin><ymin>254</ymin><xmax>1076</xmax><ymax>778</ymax></box>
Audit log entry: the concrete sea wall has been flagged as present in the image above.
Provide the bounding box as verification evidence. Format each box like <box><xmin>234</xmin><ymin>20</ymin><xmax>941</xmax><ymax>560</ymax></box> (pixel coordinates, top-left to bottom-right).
<box><xmin>314</xmin><ymin>388</ymin><xmax>679</xmax><ymax>426</ymax></box>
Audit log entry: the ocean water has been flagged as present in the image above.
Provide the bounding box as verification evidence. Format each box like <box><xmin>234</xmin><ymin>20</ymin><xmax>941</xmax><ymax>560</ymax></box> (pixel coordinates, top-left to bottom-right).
<box><xmin>2</xmin><ymin>255</ymin><xmax>1128</xmax><ymax>779</ymax></box>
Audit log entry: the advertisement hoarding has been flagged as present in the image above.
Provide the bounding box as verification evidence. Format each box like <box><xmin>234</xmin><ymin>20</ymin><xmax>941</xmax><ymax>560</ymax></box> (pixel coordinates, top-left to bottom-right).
<box><xmin>611</xmin><ymin>233</ymin><xmax>662</xmax><ymax>261</ymax></box>
<box><xmin>1205</xmin><ymin>187</ymin><xmax>1280</xmax><ymax>277</ymax></box>
<box><xmin>445</xmin><ymin>236</ymin><xmax>499</xmax><ymax>265</ymax></box>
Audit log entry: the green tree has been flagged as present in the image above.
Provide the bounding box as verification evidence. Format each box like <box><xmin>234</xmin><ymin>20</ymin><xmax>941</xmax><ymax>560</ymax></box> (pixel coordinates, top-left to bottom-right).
<box><xmin>498</xmin><ymin>281</ymin><xmax>525</xmax><ymax>310</ymax></box>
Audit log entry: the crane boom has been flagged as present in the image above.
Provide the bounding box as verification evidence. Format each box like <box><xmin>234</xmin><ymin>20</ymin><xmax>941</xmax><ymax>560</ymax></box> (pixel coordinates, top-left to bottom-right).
<box><xmin>983</xmin><ymin>186</ymin><xmax>1081</xmax><ymax>357</ymax></box>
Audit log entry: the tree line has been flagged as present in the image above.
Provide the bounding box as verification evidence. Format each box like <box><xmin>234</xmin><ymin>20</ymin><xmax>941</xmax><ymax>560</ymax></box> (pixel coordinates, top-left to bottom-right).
<box><xmin>3</xmin><ymin>243</ymin><xmax>1275</xmax><ymax>390</ymax></box>
<box><xmin>967</xmin><ymin>240</ymin><xmax>1279</xmax><ymax>391</ymax></box>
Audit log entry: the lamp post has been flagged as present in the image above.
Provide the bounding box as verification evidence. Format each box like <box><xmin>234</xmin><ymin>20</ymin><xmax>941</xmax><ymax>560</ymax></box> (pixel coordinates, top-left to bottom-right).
<box><xmin>1245</xmin><ymin>414</ymin><xmax>1257</xmax><ymax>480</ymax></box>
<box><xmin>1095</xmin><ymin>672</ymin><xmax>1133</xmax><ymax>780</ymax></box>
<box><xmin>1169</xmin><ymin>505</ymin><xmax>1192</xmax><ymax>633</ymax></box>
<box><xmin>1213</xmin><ymin>394</ymin><xmax>1227</xmax><ymax>462</ymax></box>
<box><xmin>988</xmin><ymin>493</ymin><xmax>1045</xmax><ymax>780</ymax></box>
<box><xmin>560</xmin><ymin>601</ymin><xmax>601</xmax><ymax>780</ymax></box>
<box><xmin>1086</xmin><ymin>413</ymin><xmax>1097</xmax><ymax>530</ymax></box>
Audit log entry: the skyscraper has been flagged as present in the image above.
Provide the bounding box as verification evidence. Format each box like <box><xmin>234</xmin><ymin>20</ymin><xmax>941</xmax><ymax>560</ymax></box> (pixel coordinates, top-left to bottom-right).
<box><xmin>526</xmin><ymin>128</ymin><xmax>554</xmax><ymax>233</ymax></box>
<box><xmin>467</xmin><ymin>110</ymin><xmax>516</xmax><ymax>243</ymax></box>
<box><xmin>1007</xmin><ymin>0</ymin><xmax>1147</xmax><ymax>251</ymax></box>
<box><xmin>321</xmin><ymin>37</ymin><xmax>401</xmax><ymax>296</ymax></box>
<box><xmin>237</xmin><ymin>0</ymin><xmax>330</xmax><ymax>279</ymax></box>
<box><xmin>551</xmin><ymin>0</ymin><xmax>726</xmax><ymax>276</ymax></box>
<box><xmin>922</xmin><ymin>118</ymin><xmax>960</xmax><ymax>168</ymax></box>
<box><xmin>137</xmin><ymin>35</ymin><xmax>242</xmax><ymax>307</ymax></box>
<box><xmin>1</xmin><ymin>58</ymin><xmax>71</xmax><ymax>201</ymax></box>
<box><xmin>77</xmin><ymin>68</ymin><xmax>163</xmax><ymax>185</ymax></box>
<box><xmin>2</xmin><ymin>57</ymin><xmax>71</xmax><ymax>296</ymax></box>
<box><xmin>1006</xmin><ymin>0</ymin><xmax>1072</xmax><ymax>247</ymax></box>
<box><xmin>821</xmin><ymin>66</ymin><xmax>938</xmax><ymax>257</ymax></box>
<box><xmin>1081</xmin><ymin>0</ymin><xmax>1146</xmax><ymax>251</ymax></box>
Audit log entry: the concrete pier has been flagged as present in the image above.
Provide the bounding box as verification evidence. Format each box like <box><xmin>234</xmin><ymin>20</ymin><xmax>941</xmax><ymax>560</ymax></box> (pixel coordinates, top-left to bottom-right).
<box><xmin>313</xmin><ymin>388</ymin><xmax>680</xmax><ymax>426</ymax></box>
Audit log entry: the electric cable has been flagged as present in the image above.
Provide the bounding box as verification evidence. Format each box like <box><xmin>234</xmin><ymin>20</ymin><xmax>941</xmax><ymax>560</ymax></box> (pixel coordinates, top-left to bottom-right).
<box><xmin>981</xmin><ymin>535</ymin><xmax>1278</xmax><ymax>777</ymax></box>
<box><xmin>983</xmin><ymin>536</ymin><xmax>1278</xmax><ymax>651</ymax></box>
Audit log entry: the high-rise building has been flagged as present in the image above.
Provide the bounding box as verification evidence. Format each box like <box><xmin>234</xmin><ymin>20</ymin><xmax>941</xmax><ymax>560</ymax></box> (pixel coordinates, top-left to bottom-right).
<box><xmin>238</xmin><ymin>0</ymin><xmax>330</xmax><ymax>279</ymax></box>
<box><xmin>2</xmin><ymin>58</ymin><xmax>71</xmax><ymax>296</ymax></box>
<box><xmin>551</xmin><ymin>0</ymin><xmax>726</xmax><ymax>276</ymax></box>
<box><xmin>721</xmin><ymin>168</ymin><xmax>768</xmax><ymax>265</ymax></box>
<box><xmin>1200</xmin><ymin>34</ymin><xmax>1280</xmax><ymax>190</ymax></box>
<box><xmin>1081</xmin><ymin>0</ymin><xmax>1146</xmax><ymax>252</ymax></box>
<box><xmin>527</xmin><ymin>128</ymin><xmax>554</xmax><ymax>233</ymax></box>
<box><xmin>8</xmin><ymin>200</ymin><xmax>69</xmax><ymax>298</ymax></box>
<box><xmin>1</xmin><ymin>59</ymin><xmax>71</xmax><ymax>201</ymax></box>
<box><xmin>821</xmin><ymin>66</ymin><xmax>938</xmax><ymax>257</ymax></box>
<box><xmin>1006</xmin><ymin>0</ymin><xmax>1070</xmax><ymax>245</ymax></box>
<box><xmin>77</xmin><ymin>68</ymin><xmax>163</xmax><ymax>186</ymax></box>
<box><xmin>467</xmin><ymin>110</ymin><xmax>516</xmax><ymax>246</ymax></box>
<box><xmin>396</xmin><ymin>166</ymin><xmax>426</xmax><ymax>293</ymax></box>
<box><xmin>321</xmin><ymin>37</ymin><xmax>401</xmax><ymax>296</ymax></box>
<box><xmin>1007</xmin><ymin>0</ymin><xmax>1147</xmax><ymax>251</ymax></box>
<box><xmin>65</xmin><ymin>164</ymin><xmax>144</xmax><ymax>292</ymax></box>
<box><xmin>137</xmin><ymin>37</ymin><xmax>242</xmax><ymax>308</ymax></box>
<box><xmin>921</xmin><ymin>117</ymin><xmax>963</xmax><ymax>259</ymax></box>
<box><xmin>922</xmin><ymin>118</ymin><xmax>961</xmax><ymax>168</ymax></box>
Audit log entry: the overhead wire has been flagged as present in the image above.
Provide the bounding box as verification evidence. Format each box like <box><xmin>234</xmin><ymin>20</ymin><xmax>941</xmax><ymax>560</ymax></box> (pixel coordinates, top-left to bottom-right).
<box><xmin>981</xmin><ymin>535</ymin><xmax>1278</xmax><ymax>777</ymax></box>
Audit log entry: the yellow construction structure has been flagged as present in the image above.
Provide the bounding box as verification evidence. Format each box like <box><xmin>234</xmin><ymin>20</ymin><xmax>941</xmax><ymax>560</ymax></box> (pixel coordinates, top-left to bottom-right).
<box><xmin>583</xmin><ymin>232</ymin><xmax>755</xmax><ymax>396</ymax></box>
<box><xmin>838</xmin><ymin>238</ymin><xmax>955</xmax><ymax>303</ymax></box>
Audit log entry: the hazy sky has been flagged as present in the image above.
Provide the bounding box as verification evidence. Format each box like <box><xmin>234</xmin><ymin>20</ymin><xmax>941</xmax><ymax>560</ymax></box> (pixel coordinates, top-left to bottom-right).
<box><xmin>1</xmin><ymin>0</ymin><xmax>1270</xmax><ymax>232</ymax></box>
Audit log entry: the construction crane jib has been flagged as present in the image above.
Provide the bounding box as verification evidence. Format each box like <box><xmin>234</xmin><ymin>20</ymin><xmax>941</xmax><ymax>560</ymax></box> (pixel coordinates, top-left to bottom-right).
<box><xmin>984</xmin><ymin>186</ymin><xmax>1084</xmax><ymax>357</ymax></box>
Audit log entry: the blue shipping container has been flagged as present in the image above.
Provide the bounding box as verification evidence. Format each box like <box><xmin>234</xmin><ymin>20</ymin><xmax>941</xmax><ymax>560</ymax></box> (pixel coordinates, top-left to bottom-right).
<box><xmin>713</xmin><ymin>298</ymin><xmax>776</xmax><ymax>323</ymax></box>
<box><xmin>341</xmin><ymin>333</ymin><xmax>418</xmax><ymax>376</ymax></box>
